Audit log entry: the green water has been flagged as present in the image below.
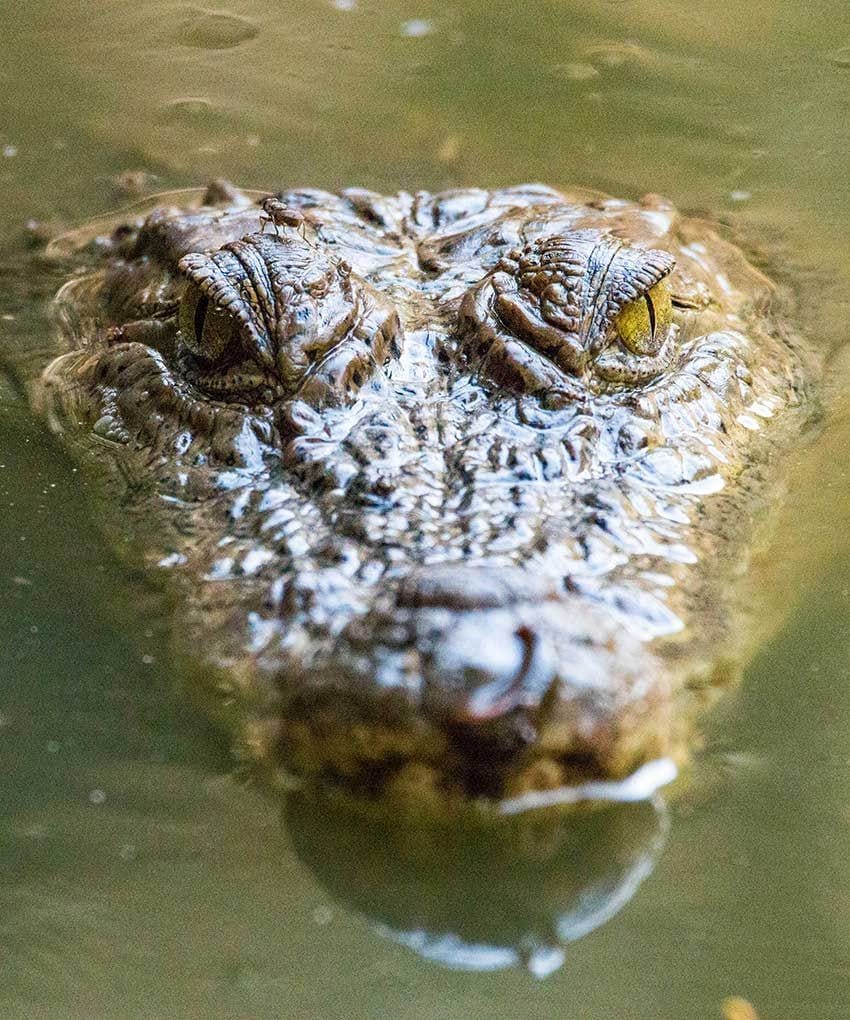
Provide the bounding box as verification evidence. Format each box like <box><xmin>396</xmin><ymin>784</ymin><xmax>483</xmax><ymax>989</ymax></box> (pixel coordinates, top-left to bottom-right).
<box><xmin>2</xmin><ymin>1</ymin><xmax>850</xmax><ymax>1016</ymax></box>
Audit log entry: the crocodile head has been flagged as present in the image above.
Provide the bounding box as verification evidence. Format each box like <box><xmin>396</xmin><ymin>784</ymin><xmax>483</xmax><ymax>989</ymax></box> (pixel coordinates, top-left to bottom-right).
<box><xmin>41</xmin><ymin>182</ymin><xmax>806</xmax><ymax>813</ymax></box>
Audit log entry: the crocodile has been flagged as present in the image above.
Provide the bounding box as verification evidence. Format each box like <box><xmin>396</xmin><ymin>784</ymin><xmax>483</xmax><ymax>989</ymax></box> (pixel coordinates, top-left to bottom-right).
<box><xmin>29</xmin><ymin>180</ymin><xmax>811</xmax><ymax>816</ymax></box>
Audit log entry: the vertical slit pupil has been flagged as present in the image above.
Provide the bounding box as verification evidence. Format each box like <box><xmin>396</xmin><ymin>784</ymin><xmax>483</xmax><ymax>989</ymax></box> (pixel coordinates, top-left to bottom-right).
<box><xmin>645</xmin><ymin>293</ymin><xmax>656</xmax><ymax>337</ymax></box>
<box><xmin>193</xmin><ymin>295</ymin><xmax>209</xmax><ymax>345</ymax></box>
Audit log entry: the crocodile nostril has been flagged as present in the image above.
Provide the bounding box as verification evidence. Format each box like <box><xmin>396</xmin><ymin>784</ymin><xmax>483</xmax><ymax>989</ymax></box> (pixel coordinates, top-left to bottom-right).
<box><xmin>453</xmin><ymin>625</ymin><xmax>538</xmax><ymax>725</ymax></box>
<box><xmin>421</xmin><ymin>616</ymin><xmax>553</xmax><ymax>732</ymax></box>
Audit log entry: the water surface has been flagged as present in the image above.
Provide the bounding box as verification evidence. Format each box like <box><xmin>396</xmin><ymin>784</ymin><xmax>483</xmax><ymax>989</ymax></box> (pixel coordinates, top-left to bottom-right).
<box><xmin>2</xmin><ymin>1</ymin><xmax>850</xmax><ymax>1016</ymax></box>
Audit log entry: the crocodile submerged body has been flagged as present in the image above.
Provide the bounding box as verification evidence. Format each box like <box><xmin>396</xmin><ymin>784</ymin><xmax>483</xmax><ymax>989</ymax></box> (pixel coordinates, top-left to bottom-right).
<box><xmin>34</xmin><ymin>181</ymin><xmax>809</xmax><ymax>814</ymax></box>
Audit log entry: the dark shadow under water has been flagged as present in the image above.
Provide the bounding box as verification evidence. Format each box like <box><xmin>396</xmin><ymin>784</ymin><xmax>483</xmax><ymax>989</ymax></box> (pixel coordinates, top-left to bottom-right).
<box><xmin>283</xmin><ymin>792</ymin><xmax>667</xmax><ymax>978</ymax></box>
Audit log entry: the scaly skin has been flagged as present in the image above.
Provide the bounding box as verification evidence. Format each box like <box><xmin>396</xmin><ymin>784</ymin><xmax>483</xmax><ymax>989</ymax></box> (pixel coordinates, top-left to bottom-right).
<box><xmin>35</xmin><ymin>181</ymin><xmax>810</xmax><ymax>815</ymax></box>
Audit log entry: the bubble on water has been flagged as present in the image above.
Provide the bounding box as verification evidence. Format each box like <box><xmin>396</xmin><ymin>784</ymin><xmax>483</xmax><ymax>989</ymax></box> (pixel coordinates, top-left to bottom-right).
<box><xmin>585</xmin><ymin>40</ymin><xmax>650</xmax><ymax>69</ymax></box>
<box><xmin>313</xmin><ymin>905</ymin><xmax>334</xmax><ymax>926</ymax></box>
<box><xmin>174</xmin><ymin>8</ymin><xmax>259</xmax><ymax>50</ymax></box>
<box><xmin>2</xmin><ymin>145</ymin><xmax>17</xmax><ymax>158</ymax></box>
<box><xmin>729</xmin><ymin>190</ymin><xmax>752</xmax><ymax>202</ymax></box>
<box><xmin>401</xmin><ymin>19</ymin><xmax>433</xmax><ymax>38</ymax></box>
<box><xmin>45</xmin><ymin>740</ymin><xmax>60</xmax><ymax>754</ymax></box>
<box><xmin>160</xmin><ymin>97</ymin><xmax>227</xmax><ymax>128</ymax></box>
<box><xmin>119</xmin><ymin>843</ymin><xmax>138</xmax><ymax>861</ymax></box>
<box><xmin>436</xmin><ymin>134</ymin><xmax>461</xmax><ymax>164</ymax></box>
<box><xmin>332</xmin><ymin>0</ymin><xmax>356</xmax><ymax>9</ymax></box>
<box><xmin>88</xmin><ymin>789</ymin><xmax>107</xmax><ymax>805</ymax></box>
<box><xmin>550</xmin><ymin>62</ymin><xmax>600</xmax><ymax>82</ymax></box>
<box><xmin>141</xmin><ymin>654</ymin><xmax>155</xmax><ymax>665</ymax></box>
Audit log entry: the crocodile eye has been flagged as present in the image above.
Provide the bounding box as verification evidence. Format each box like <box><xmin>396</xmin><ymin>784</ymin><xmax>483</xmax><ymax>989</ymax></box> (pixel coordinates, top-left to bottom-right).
<box><xmin>178</xmin><ymin>282</ymin><xmax>234</xmax><ymax>363</ymax></box>
<box><xmin>613</xmin><ymin>281</ymin><xmax>673</xmax><ymax>356</ymax></box>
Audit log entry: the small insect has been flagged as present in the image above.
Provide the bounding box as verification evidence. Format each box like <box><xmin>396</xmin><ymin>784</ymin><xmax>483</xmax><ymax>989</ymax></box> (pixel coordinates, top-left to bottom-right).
<box><xmin>259</xmin><ymin>196</ymin><xmax>309</xmax><ymax>241</ymax></box>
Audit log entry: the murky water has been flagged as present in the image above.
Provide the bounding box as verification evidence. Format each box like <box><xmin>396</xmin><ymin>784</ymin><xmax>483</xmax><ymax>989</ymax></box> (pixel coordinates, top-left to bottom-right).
<box><xmin>2</xmin><ymin>1</ymin><xmax>850</xmax><ymax>1016</ymax></box>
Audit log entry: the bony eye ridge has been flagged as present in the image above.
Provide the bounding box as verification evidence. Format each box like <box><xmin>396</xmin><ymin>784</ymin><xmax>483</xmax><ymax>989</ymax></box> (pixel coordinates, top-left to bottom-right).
<box><xmin>174</xmin><ymin>231</ymin><xmax>402</xmax><ymax>408</ymax></box>
<box><xmin>612</xmin><ymin>281</ymin><xmax>673</xmax><ymax>357</ymax></box>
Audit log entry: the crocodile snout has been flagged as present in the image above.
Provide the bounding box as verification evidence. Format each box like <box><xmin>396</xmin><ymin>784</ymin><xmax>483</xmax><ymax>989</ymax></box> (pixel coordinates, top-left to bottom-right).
<box><xmin>409</xmin><ymin>593</ymin><xmax>668</xmax><ymax>775</ymax></box>
<box><xmin>272</xmin><ymin>566</ymin><xmax>676</xmax><ymax>809</ymax></box>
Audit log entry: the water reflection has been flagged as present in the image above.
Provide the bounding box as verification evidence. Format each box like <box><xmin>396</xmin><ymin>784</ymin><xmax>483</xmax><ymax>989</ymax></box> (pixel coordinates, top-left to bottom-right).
<box><xmin>283</xmin><ymin>792</ymin><xmax>668</xmax><ymax>977</ymax></box>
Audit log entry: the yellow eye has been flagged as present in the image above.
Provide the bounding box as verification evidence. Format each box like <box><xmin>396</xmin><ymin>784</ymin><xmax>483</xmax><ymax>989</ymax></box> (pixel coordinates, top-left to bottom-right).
<box><xmin>178</xmin><ymin>283</ymin><xmax>234</xmax><ymax>363</ymax></box>
<box><xmin>613</xmin><ymin>281</ymin><xmax>673</xmax><ymax>356</ymax></box>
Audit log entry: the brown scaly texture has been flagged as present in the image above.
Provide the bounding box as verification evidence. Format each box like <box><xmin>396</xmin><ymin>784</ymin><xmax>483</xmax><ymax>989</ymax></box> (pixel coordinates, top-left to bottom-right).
<box><xmin>33</xmin><ymin>181</ymin><xmax>812</xmax><ymax>816</ymax></box>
